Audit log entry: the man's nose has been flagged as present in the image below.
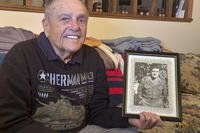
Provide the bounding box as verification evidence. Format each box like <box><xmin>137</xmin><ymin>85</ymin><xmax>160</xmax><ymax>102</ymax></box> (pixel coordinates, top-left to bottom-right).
<box><xmin>70</xmin><ymin>19</ymin><xmax>79</xmax><ymax>30</ymax></box>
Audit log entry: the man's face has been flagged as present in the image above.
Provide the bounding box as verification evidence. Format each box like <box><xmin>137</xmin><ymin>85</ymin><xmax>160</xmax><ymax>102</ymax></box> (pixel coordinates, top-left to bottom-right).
<box><xmin>151</xmin><ymin>68</ymin><xmax>160</xmax><ymax>79</ymax></box>
<box><xmin>43</xmin><ymin>0</ymin><xmax>88</xmax><ymax>57</ymax></box>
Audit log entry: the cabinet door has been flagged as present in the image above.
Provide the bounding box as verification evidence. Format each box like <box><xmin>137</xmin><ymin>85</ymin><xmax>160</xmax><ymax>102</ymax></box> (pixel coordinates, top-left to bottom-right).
<box><xmin>0</xmin><ymin>0</ymin><xmax>24</xmax><ymax>5</ymax></box>
<box><xmin>0</xmin><ymin>0</ymin><xmax>194</xmax><ymax>22</ymax></box>
<box><xmin>31</xmin><ymin>0</ymin><xmax>44</xmax><ymax>7</ymax></box>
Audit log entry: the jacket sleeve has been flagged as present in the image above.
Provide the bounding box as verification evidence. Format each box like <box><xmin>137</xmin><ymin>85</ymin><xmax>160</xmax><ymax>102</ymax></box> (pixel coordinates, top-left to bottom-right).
<box><xmin>0</xmin><ymin>45</ymin><xmax>56</xmax><ymax>133</ymax></box>
<box><xmin>87</xmin><ymin>53</ymin><xmax>130</xmax><ymax>128</ymax></box>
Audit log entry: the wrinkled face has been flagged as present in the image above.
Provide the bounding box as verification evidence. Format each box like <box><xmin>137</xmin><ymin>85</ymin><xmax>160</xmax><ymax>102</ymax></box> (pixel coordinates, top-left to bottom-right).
<box><xmin>43</xmin><ymin>0</ymin><xmax>88</xmax><ymax>59</ymax></box>
<box><xmin>151</xmin><ymin>68</ymin><xmax>160</xmax><ymax>79</ymax></box>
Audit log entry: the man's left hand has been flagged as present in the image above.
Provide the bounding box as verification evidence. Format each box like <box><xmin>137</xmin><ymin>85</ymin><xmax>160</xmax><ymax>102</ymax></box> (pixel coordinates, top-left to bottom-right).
<box><xmin>128</xmin><ymin>112</ymin><xmax>162</xmax><ymax>130</ymax></box>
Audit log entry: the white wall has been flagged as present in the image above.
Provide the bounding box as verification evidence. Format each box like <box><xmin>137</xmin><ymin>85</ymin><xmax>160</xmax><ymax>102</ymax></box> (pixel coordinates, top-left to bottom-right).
<box><xmin>0</xmin><ymin>0</ymin><xmax>199</xmax><ymax>54</ymax></box>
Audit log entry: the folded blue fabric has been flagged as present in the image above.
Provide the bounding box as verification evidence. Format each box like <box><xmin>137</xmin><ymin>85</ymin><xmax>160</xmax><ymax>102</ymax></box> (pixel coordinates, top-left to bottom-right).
<box><xmin>102</xmin><ymin>36</ymin><xmax>161</xmax><ymax>53</ymax></box>
<box><xmin>0</xmin><ymin>52</ymin><xmax>6</xmax><ymax>65</ymax></box>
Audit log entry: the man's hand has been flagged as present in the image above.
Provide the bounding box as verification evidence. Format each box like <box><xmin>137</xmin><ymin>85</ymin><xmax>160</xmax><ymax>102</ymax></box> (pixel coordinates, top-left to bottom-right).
<box><xmin>128</xmin><ymin>112</ymin><xmax>162</xmax><ymax>130</ymax></box>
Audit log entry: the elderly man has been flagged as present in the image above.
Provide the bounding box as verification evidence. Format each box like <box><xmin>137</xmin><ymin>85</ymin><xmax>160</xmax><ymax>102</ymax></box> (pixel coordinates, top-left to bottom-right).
<box><xmin>0</xmin><ymin>0</ymin><xmax>161</xmax><ymax>133</ymax></box>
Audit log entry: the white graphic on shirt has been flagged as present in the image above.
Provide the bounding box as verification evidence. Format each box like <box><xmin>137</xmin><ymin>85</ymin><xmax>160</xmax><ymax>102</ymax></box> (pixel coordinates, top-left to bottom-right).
<box><xmin>37</xmin><ymin>70</ymin><xmax>47</xmax><ymax>83</ymax></box>
<box><xmin>38</xmin><ymin>92</ymin><xmax>49</xmax><ymax>98</ymax></box>
<box><xmin>35</xmin><ymin>69</ymin><xmax>95</xmax><ymax>131</ymax></box>
<box><xmin>37</xmin><ymin>69</ymin><xmax>94</xmax><ymax>87</ymax></box>
<box><xmin>34</xmin><ymin>96</ymin><xmax>85</xmax><ymax>130</ymax></box>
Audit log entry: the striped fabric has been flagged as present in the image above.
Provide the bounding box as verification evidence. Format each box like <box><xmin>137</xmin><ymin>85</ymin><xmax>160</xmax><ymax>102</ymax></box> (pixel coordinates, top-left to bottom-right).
<box><xmin>106</xmin><ymin>68</ymin><xmax>124</xmax><ymax>107</ymax></box>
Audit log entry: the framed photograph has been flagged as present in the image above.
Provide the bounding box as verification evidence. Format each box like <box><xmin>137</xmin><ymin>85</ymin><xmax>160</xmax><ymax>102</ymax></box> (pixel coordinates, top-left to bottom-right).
<box><xmin>122</xmin><ymin>51</ymin><xmax>181</xmax><ymax>122</ymax></box>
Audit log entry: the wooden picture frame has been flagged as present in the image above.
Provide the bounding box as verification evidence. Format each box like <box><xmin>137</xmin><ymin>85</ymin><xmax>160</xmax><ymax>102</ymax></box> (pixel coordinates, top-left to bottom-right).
<box><xmin>123</xmin><ymin>51</ymin><xmax>182</xmax><ymax>122</ymax></box>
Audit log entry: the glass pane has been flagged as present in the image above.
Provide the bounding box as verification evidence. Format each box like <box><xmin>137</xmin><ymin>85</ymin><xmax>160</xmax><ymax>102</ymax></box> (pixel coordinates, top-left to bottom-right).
<box><xmin>137</xmin><ymin>0</ymin><xmax>151</xmax><ymax>15</ymax></box>
<box><xmin>0</xmin><ymin>0</ymin><xmax>23</xmax><ymax>5</ymax></box>
<box><xmin>156</xmin><ymin>0</ymin><xmax>166</xmax><ymax>17</ymax></box>
<box><xmin>117</xmin><ymin>0</ymin><xmax>131</xmax><ymax>14</ymax></box>
<box><xmin>91</xmin><ymin>0</ymin><xmax>109</xmax><ymax>13</ymax></box>
<box><xmin>92</xmin><ymin>0</ymin><xmax>103</xmax><ymax>12</ymax></box>
<box><xmin>32</xmin><ymin>0</ymin><xmax>44</xmax><ymax>7</ymax></box>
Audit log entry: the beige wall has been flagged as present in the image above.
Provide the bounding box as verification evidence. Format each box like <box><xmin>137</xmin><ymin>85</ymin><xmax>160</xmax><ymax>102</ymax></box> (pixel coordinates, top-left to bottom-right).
<box><xmin>0</xmin><ymin>0</ymin><xmax>199</xmax><ymax>54</ymax></box>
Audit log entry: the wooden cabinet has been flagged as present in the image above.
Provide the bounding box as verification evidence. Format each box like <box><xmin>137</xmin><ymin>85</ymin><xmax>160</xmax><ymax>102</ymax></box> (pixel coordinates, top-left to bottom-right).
<box><xmin>85</xmin><ymin>0</ymin><xmax>193</xmax><ymax>22</ymax></box>
<box><xmin>0</xmin><ymin>0</ymin><xmax>44</xmax><ymax>12</ymax></box>
<box><xmin>0</xmin><ymin>0</ymin><xmax>193</xmax><ymax>22</ymax></box>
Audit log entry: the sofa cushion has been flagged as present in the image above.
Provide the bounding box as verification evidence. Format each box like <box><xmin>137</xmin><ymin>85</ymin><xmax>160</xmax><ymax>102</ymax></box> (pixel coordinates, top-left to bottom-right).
<box><xmin>139</xmin><ymin>92</ymin><xmax>200</xmax><ymax>133</ymax></box>
<box><xmin>180</xmin><ymin>53</ymin><xmax>200</xmax><ymax>94</ymax></box>
<box><xmin>0</xmin><ymin>26</ymin><xmax>35</xmax><ymax>51</ymax></box>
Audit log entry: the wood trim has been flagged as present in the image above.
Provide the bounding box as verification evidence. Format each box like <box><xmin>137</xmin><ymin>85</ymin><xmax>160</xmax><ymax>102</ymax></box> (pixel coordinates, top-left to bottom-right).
<box><xmin>166</xmin><ymin>0</ymin><xmax>173</xmax><ymax>17</ymax></box>
<box><xmin>131</xmin><ymin>0</ymin><xmax>137</xmax><ymax>15</ymax></box>
<box><xmin>110</xmin><ymin>0</ymin><xmax>117</xmax><ymax>13</ymax></box>
<box><xmin>0</xmin><ymin>0</ymin><xmax>193</xmax><ymax>22</ymax></box>
<box><xmin>150</xmin><ymin>0</ymin><xmax>157</xmax><ymax>16</ymax></box>
<box><xmin>25</xmin><ymin>0</ymin><xmax>32</xmax><ymax>6</ymax></box>
<box><xmin>87</xmin><ymin>0</ymin><xmax>93</xmax><ymax>12</ymax></box>
<box><xmin>184</xmin><ymin>0</ymin><xmax>193</xmax><ymax>19</ymax></box>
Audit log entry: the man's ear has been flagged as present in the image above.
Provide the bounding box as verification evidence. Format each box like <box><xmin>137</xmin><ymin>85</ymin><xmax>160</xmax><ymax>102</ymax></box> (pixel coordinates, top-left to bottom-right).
<box><xmin>42</xmin><ymin>18</ymin><xmax>49</xmax><ymax>37</ymax></box>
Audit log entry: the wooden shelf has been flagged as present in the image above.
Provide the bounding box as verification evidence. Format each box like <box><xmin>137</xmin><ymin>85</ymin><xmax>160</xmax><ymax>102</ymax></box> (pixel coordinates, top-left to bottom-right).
<box><xmin>0</xmin><ymin>0</ymin><xmax>193</xmax><ymax>22</ymax></box>
<box><xmin>87</xmin><ymin>0</ymin><xmax>193</xmax><ymax>22</ymax></box>
<box><xmin>0</xmin><ymin>4</ymin><xmax>44</xmax><ymax>13</ymax></box>
<box><xmin>0</xmin><ymin>0</ymin><xmax>44</xmax><ymax>13</ymax></box>
<box><xmin>90</xmin><ymin>12</ymin><xmax>193</xmax><ymax>22</ymax></box>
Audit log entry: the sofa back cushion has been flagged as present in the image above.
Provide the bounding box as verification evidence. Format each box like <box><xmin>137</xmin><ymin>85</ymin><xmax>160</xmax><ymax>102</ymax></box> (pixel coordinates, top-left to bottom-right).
<box><xmin>180</xmin><ymin>53</ymin><xmax>200</xmax><ymax>94</ymax></box>
<box><xmin>0</xmin><ymin>26</ymin><xmax>35</xmax><ymax>51</ymax></box>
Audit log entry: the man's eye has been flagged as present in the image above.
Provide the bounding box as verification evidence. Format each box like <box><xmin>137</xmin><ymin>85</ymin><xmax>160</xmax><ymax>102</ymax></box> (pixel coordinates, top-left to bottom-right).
<box><xmin>61</xmin><ymin>17</ymin><xmax>70</xmax><ymax>21</ymax></box>
<box><xmin>78</xmin><ymin>17</ymin><xmax>87</xmax><ymax>24</ymax></box>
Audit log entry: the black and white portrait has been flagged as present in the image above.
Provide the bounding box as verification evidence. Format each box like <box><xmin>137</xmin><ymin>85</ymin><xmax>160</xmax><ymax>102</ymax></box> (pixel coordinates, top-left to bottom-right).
<box><xmin>123</xmin><ymin>51</ymin><xmax>181</xmax><ymax>121</ymax></box>
<box><xmin>133</xmin><ymin>63</ymin><xmax>169</xmax><ymax>108</ymax></box>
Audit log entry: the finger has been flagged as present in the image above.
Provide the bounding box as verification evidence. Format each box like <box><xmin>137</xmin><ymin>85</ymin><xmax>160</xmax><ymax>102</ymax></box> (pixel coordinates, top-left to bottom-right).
<box><xmin>138</xmin><ymin>112</ymin><xmax>152</xmax><ymax>129</ymax></box>
<box><xmin>128</xmin><ymin>118</ymin><xmax>142</xmax><ymax>128</ymax></box>
<box><xmin>153</xmin><ymin>116</ymin><xmax>162</xmax><ymax>127</ymax></box>
<box><xmin>143</xmin><ymin>112</ymin><xmax>153</xmax><ymax>129</ymax></box>
<box><xmin>130</xmin><ymin>112</ymin><xmax>162</xmax><ymax>130</ymax></box>
<box><xmin>146</xmin><ymin>112</ymin><xmax>161</xmax><ymax>129</ymax></box>
<box><xmin>139</xmin><ymin>112</ymin><xmax>146</xmax><ymax>123</ymax></box>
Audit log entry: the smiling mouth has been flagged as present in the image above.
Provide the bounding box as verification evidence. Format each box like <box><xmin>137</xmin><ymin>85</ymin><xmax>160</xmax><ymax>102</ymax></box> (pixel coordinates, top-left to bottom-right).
<box><xmin>65</xmin><ymin>35</ymin><xmax>80</xmax><ymax>39</ymax></box>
